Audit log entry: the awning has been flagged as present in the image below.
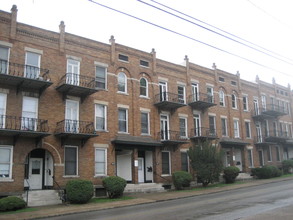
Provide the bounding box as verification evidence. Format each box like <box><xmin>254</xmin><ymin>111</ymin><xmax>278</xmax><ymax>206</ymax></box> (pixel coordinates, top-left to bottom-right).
<box><xmin>112</xmin><ymin>135</ymin><xmax>163</xmax><ymax>147</ymax></box>
<box><xmin>220</xmin><ymin>137</ymin><xmax>250</xmax><ymax>146</ymax></box>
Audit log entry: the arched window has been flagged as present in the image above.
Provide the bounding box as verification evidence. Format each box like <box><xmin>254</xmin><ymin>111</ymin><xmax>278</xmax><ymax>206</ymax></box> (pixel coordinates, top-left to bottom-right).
<box><xmin>140</xmin><ymin>78</ymin><xmax>148</xmax><ymax>97</ymax></box>
<box><xmin>232</xmin><ymin>93</ymin><xmax>237</xmax><ymax>109</ymax></box>
<box><xmin>219</xmin><ymin>90</ymin><xmax>225</xmax><ymax>107</ymax></box>
<box><xmin>118</xmin><ymin>72</ymin><xmax>127</xmax><ymax>93</ymax></box>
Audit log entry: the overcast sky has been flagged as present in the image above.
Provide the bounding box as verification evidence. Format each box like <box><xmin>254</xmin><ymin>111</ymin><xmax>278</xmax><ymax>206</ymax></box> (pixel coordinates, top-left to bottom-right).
<box><xmin>2</xmin><ymin>0</ymin><xmax>293</xmax><ymax>87</ymax></box>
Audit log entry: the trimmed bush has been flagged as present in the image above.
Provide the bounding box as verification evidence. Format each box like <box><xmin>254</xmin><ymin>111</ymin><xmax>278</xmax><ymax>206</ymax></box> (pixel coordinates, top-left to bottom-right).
<box><xmin>102</xmin><ymin>176</ymin><xmax>127</xmax><ymax>199</ymax></box>
<box><xmin>251</xmin><ymin>166</ymin><xmax>282</xmax><ymax>179</ymax></box>
<box><xmin>65</xmin><ymin>179</ymin><xmax>93</xmax><ymax>204</ymax></box>
<box><xmin>223</xmin><ymin>166</ymin><xmax>240</xmax><ymax>184</ymax></box>
<box><xmin>282</xmin><ymin>160</ymin><xmax>293</xmax><ymax>174</ymax></box>
<box><xmin>172</xmin><ymin>171</ymin><xmax>192</xmax><ymax>190</ymax></box>
<box><xmin>0</xmin><ymin>196</ymin><xmax>26</xmax><ymax>212</ymax></box>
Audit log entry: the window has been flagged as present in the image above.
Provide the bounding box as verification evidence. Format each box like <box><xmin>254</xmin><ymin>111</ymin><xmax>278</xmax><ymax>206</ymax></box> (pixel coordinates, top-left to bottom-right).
<box><xmin>221</xmin><ymin>118</ymin><xmax>228</xmax><ymax>136</ymax></box>
<box><xmin>231</xmin><ymin>81</ymin><xmax>237</xmax><ymax>86</ymax></box>
<box><xmin>247</xmin><ymin>149</ymin><xmax>254</xmax><ymax>168</ymax></box>
<box><xmin>245</xmin><ymin>121</ymin><xmax>251</xmax><ymax>138</ymax></box>
<box><xmin>209</xmin><ymin>116</ymin><xmax>216</xmax><ymax>136</ymax></box>
<box><xmin>95</xmin><ymin>148</ymin><xmax>107</xmax><ymax>176</ymax></box>
<box><xmin>140</xmin><ymin>78</ymin><xmax>148</xmax><ymax>97</ymax></box>
<box><xmin>67</xmin><ymin>59</ymin><xmax>80</xmax><ymax>85</ymax></box>
<box><xmin>140</xmin><ymin>60</ymin><xmax>149</xmax><ymax>67</ymax></box>
<box><xmin>219</xmin><ymin>90</ymin><xmax>225</xmax><ymax>107</ymax></box>
<box><xmin>118</xmin><ymin>54</ymin><xmax>129</xmax><ymax>62</ymax></box>
<box><xmin>267</xmin><ymin>146</ymin><xmax>272</xmax><ymax>162</ymax></box>
<box><xmin>178</xmin><ymin>85</ymin><xmax>185</xmax><ymax>104</ymax></box>
<box><xmin>141</xmin><ymin>112</ymin><xmax>149</xmax><ymax>135</ymax></box>
<box><xmin>191</xmin><ymin>83</ymin><xmax>199</xmax><ymax>101</ymax></box>
<box><xmin>22</xmin><ymin>97</ymin><xmax>38</xmax><ymax>131</ymax></box>
<box><xmin>233</xmin><ymin>119</ymin><xmax>240</xmax><ymax>138</ymax></box>
<box><xmin>95</xmin><ymin>104</ymin><xmax>107</xmax><ymax>131</ymax></box>
<box><xmin>243</xmin><ymin>96</ymin><xmax>248</xmax><ymax>111</ymax></box>
<box><xmin>219</xmin><ymin>77</ymin><xmax>225</xmax><ymax>82</ymax></box>
<box><xmin>118</xmin><ymin>108</ymin><xmax>128</xmax><ymax>133</ymax></box>
<box><xmin>95</xmin><ymin>66</ymin><xmax>107</xmax><ymax>89</ymax></box>
<box><xmin>65</xmin><ymin>99</ymin><xmax>79</xmax><ymax>133</ymax></box>
<box><xmin>181</xmin><ymin>152</ymin><xmax>189</xmax><ymax>172</ymax></box>
<box><xmin>25</xmin><ymin>52</ymin><xmax>40</xmax><ymax>79</ymax></box>
<box><xmin>0</xmin><ymin>146</ymin><xmax>13</xmax><ymax>178</ymax></box>
<box><xmin>261</xmin><ymin>95</ymin><xmax>266</xmax><ymax>111</ymax></box>
<box><xmin>118</xmin><ymin>72</ymin><xmax>127</xmax><ymax>93</ymax></box>
<box><xmin>159</xmin><ymin>82</ymin><xmax>168</xmax><ymax>101</ymax></box>
<box><xmin>64</xmin><ymin>146</ymin><xmax>78</xmax><ymax>176</ymax></box>
<box><xmin>0</xmin><ymin>46</ymin><xmax>9</xmax><ymax>74</ymax></box>
<box><xmin>207</xmin><ymin>87</ymin><xmax>214</xmax><ymax>103</ymax></box>
<box><xmin>179</xmin><ymin>117</ymin><xmax>187</xmax><ymax>137</ymax></box>
<box><xmin>162</xmin><ymin>151</ymin><xmax>171</xmax><ymax>175</ymax></box>
<box><xmin>276</xmin><ymin>146</ymin><xmax>281</xmax><ymax>161</ymax></box>
<box><xmin>232</xmin><ymin>94</ymin><xmax>237</xmax><ymax>109</ymax></box>
<box><xmin>0</xmin><ymin>93</ymin><xmax>7</xmax><ymax>129</ymax></box>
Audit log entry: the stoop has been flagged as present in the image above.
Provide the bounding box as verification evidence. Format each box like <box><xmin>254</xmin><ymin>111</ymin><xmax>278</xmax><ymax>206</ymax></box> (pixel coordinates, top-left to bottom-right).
<box><xmin>124</xmin><ymin>183</ymin><xmax>166</xmax><ymax>194</ymax></box>
<box><xmin>22</xmin><ymin>190</ymin><xmax>62</xmax><ymax>207</ymax></box>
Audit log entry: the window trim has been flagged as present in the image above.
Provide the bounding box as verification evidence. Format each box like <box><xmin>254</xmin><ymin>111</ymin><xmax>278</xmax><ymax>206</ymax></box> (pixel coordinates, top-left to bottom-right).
<box><xmin>178</xmin><ymin>85</ymin><xmax>186</xmax><ymax>104</ymax></box>
<box><xmin>95</xmin><ymin>65</ymin><xmax>107</xmax><ymax>90</ymax></box>
<box><xmin>179</xmin><ymin>117</ymin><xmax>188</xmax><ymax>138</ymax></box>
<box><xmin>139</xmin><ymin>77</ymin><xmax>148</xmax><ymax>98</ymax></box>
<box><xmin>141</xmin><ymin>111</ymin><xmax>150</xmax><ymax>135</ymax></box>
<box><xmin>233</xmin><ymin>119</ymin><xmax>240</xmax><ymax>138</ymax></box>
<box><xmin>245</xmin><ymin>121</ymin><xmax>251</xmax><ymax>139</ymax></box>
<box><xmin>64</xmin><ymin>145</ymin><xmax>78</xmax><ymax>177</ymax></box>
<box><xmin>0</xmin><ymin>145</ymin><xmax>13</xmax><ymax>180</ymax></box>
<box><xmin>118</xmin><ymin>108</ymin><xmax>128</xmax><ymax>133</ymax></box>
<box><xmin>94</xmin><ymin>148</ymin><xmax>107</xmax><ymax>176</ymax></box>
<box><xmin>219</xmin><ymin>90</ymin><xmax>225</xmax><ymax>107</ymax></box>
<box><xmin>243</xmin><ymin>95</ymin><xmax>249</xmax><ymax>111</ymax></box>
<box><xmin>161</xmin><ymin>151</ymin><xmax>171</xmax><ymax>176</ymax></box>
<box><xmin>117</xmin><ymin>72</ymin><xmax>127</xmax><ymax>94</ymax></box>
<box><xmin>221</xmin><ymin>117</ymin><xmax>228</xmax><ymax>137</ymax></box>
<box><xmin>232</xmin><ymin>93</ymin><xmax>237</xmax><ymax>109</ymax></box>
<box><xmin>95</xmin><ymin>104</ymin><xmax>107</xmax><ymax>131</ymax></box>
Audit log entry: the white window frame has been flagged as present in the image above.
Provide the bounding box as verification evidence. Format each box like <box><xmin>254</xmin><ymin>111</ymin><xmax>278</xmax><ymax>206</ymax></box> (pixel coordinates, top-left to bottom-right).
<box><xmin>141</xmin><ymin>111</ymin><xmax>150</xmax><ymax>135</ymax></box>
<box><xmin>276</xmin><ymin>146</ymin><xmax>281</xmax><ymax>161</ymax></box>
<box><xmin>209</xmin><ymin>115</ymin><xmax>216</xmax><ymax>135</ymax></box>
<box><xmin>139</xmin><ymin>77</ymin><xmax>148</xmax><ymax>98</ymax></box>
<box><xmin>94</xmin><ymin>148</ymin><xmax>107</xmax><ymax>176</ymax></box>
<box><xmin>181</xmin><ymin>151</ymin><xmax>189</xmax><ymax>172</ymax></box>
<box><xmin>219</xmin><ymin>90</ymin><xmax>225</xmax><ymax>107</ymax></box>
<box><xmin>0</xmin><ymin>145</ymin><xmax>13</xmax><ymax>180</ymax></box>
<box><xmin>221</xmin><ymin>117</ymin><xmax>228</xmax><ymax>137</ymax></box>
<box><xmin>179</xmin><ymin>117</ymin><xmax>188</xmax><ymax>138</ymax></box>
<box><xmin>267</xmin><ymin>146</ymin><xmax>272</xmax><ymax>162</ymax></box>
<box><xmin>245</xmin><ymin>121</ymin><xmax>251</xmax><ymax>139</ymax></box>
<box><xmin>233</xmin><ymin>119</ymin><xmax>240</xmax><ymax>138</ymax></box>
<box><xmin>232</xmin><ymin>93</ymin><xmax>237</xmax><ymax>109</ymax></box>
<box><xmin>118</xmin><ymin>108</ymin><xmax>128</xmax><ymax>133</ymax></box>
<box><xmin>191</xmin><ymin>83</ymin><xmax>199</xmax><ymax>101</ymax></box>
<box><xmin>247</xmin><ymin>149</ymin><xmax>254</xmax><ymax>168</ymax></box>
<box><xmin>118</xmin><ymin>72</ymin><xmax>127</xmax><ymax>93</ymax></box>
<box><xmin>25</xmin><ymin>51</ymin><xmax>41</xmax><ymax>79</ymax></box>
<box><xmin>95</xmin><ymin>65</ymin><xmax>107</xmax><ymax>90</ymax></box>
<box><xmin>261</xmin><ymin>95</ymin><xmax>267</xmax><ymax>111</ymax></box>
<box><xmin>161</xmin><ymin>151</ymin><xmax>171</xmax><ymax>176</ymax></box>
<box><xmin>22</xmin><ymin>96</ymin><xmax>38</xmax><ymax>131</ymax></box>
<box><xmin>0</xmin><ymin>93</ymin><xmax>7</xmax><ymax>129</ymax></box>
<box><xmin>0</xmin><ymin>46</ymin><xmax>10</xmax><ymax>74</ymax></box>
<box><xmin>64</xmin><ymin>145</ymin><xmax>78</xmax><ymax>177</ymax></box>
<box><xmin>243</xmin><ymin>95</ymin><xmax>248</xmax><ymax>111</ymax></box>
<box><xmin>95</xmin><ymin>104</ymin><xmax>107</xmax><ymax>131</ymax></box>
<box><xmin>66</xmin><ymin>58</ymin><xmax>80</xmax><ymax>86</ymax></box>
<box><xmin>177</xmin><ymin>85</ymin><xmax>186</xmax><ymax>104</ymax></box>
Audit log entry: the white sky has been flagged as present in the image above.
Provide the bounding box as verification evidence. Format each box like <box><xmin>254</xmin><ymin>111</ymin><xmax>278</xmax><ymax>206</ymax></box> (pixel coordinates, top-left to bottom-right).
<box><xmin>2</xmin><ymin>0</ymin><xmax>293</xmax><ymax>87</ymax></box>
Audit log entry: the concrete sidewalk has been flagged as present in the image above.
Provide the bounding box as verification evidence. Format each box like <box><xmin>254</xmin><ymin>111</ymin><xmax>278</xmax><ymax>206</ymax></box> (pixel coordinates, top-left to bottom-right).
<box><xmin>1</xmin><ymin>176</ymin><xmax>292</xmax><ymax>220</ymax></box>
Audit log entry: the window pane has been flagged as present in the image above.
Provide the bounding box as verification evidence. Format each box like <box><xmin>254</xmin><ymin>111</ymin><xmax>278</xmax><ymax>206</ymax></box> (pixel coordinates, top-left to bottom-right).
<box><xmin>65</xmin><ymin>147</ymin><xmax>77</xmax><ymax>175</ymax></box>
<box><xmin>0</xmin><ymin>148</ymin><xmax>10</xmax><ymax>163</ymax></box>
<box><xmin>179</xmin><ymin>118</ymin><xmax>186</xmax><ymax>136</ymax></box>
<box><xmin>141</xmin><ymin>112</ymin><xmax>148</xmax><ymax>134</ymax></box>
<box><xmin>140</xmin><ymin>78</ymin><xmax>147</xmax><ymax>96</ymax></box>
<box><xmin>162</xmin><ymin>152</ymin><xmax>170</xmax><ymax>175</ymax></box>
<box><xmin>118</xmin><ymin>73</ymin><xmax>126</xmax><ymax>92</ymax></box>
<box><xmin>181</xmin><ymin>152</ymin><xmax>188</xmax><ymax>172</ymax></box>
<box><xmin>96</xmin><ymin>66</ymin><xmax>106</xmax><ymax>89</ymax></box>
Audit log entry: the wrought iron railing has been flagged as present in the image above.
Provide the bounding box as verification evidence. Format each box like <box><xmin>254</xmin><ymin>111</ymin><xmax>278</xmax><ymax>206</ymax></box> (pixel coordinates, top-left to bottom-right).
<box><xmin>190</xmin><ymin>127</ymin><xmax>217</xmax><ymax>138</ymax></box>
<box><xmin>188</xmin><ymin>93</ymin><xmax>214</xmax><ymax>103</ymax></box>
<box><xmin>0</xmin><ymin>115</ymin><xmax>49</xmax><ymax>132</ymax></box>
<box><xmin>255</xmin><ymin>130</ymin><xmax>290</xmax><ymax>143</ymax></box>
<box><xmin>0</xmin><ymin>59</ymin><xmax>50</xmax><ymax>81</ymax></box>
<box><xmin>252</xmin><ymin>104</ymin><xmax>288</xmax><ymax>117</ymax></box>
<box><xmin>57</xmin><ymin>73</ymin><xmax>96</xmax><ymax>89</ymax></box>
<box><xmin>157</xmin><ymin>130</ymin><xmax>188</xmax><ymax>142</ymax></box>
<box><xmin>154</xmin><ymin>92</ymin><xmax>186</xmax><ymax>104</ymax></box>
<box><xmin>55</xmin><ymin>119</ymin><xmax>95</xmax><ymax>134</ymax></box>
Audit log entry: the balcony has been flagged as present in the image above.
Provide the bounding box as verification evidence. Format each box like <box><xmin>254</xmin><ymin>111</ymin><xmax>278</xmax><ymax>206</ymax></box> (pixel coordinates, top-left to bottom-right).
<box><xmin>0</xmin><ymin>115</ymin><xmax>50</xmax><ymax>145</ymax></box>
<box><xmin>0</xmin><ymin>60</ymin><xmax>52</xmax><ymax>94</ymax></box>
<box><xmin>252</xmin><ymin>104</ymin><xmax>288</xmax><ymax>120</ymax></box>
<box><xmin>189</xmin><ymin>127</ymin><xmax>217</xmax><ymax>141</ymax></box>
<box><xmin>255</xmin><ymin>131</ymin><xmax>289</xmax><ymax>145</ymax></box>
<box><xmin>188</xmin><ymin>93</ymin><xmax>216</xmax><ymax>110</ymax></box>
<box><xmin>55</xmin><ymin>73</ymin><xmax>99</xmax><ymax>101</ymax></box>
<box><xmin>157</xmin><ymin>130</ymin><xmax>189</xmax><ymax>145</ymax></box>
<box><xmin>55</xmin><ymin>119</ymin><xmax>98</xmax><ymax>146</ymax></box>
<box><xmin>154</xmin><ymin>92</ymin><xmax>187</xmax><ymax>111</ymax></box>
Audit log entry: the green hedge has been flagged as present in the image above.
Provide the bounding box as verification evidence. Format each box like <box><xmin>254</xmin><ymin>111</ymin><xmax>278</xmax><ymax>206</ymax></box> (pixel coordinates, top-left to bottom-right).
<box><xmin>223</xmin><ymin>166</ymin><xmax>240</xmax><ymax>184</ymax></box>
<box><xmin>172</xmin><ymin>171</ymin><xmax>192</xmax><ymax>190</ymax></box>
<box><xmin>102</xmin><ymin>176</ymin><xmax>127</xmax><ymax>199</ymax></box>
<box><xmin>0</xmin><ymin>196</ymin><xmax>26</xmax><ymax>212</ymax></box>
<box><xmin>282</xmin><ymin>160</ymin><xmax>293</xmax><ymax>174</ymax></box>
<box><xmin>251</xmin><ymin>166</ymin><xmax>282</xmax><ymax>179</ymax></box>
<box><xmin>65</xmin><ymin>179</ymin><xmax>93</xmax><ymax>204</ymax></box>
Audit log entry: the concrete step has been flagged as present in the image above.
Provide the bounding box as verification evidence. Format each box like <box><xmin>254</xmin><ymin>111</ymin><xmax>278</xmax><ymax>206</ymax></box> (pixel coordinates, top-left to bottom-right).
<box><xmin>22</xmin><ymin>190</ymin><xmax>62</xmax><ymax>207</ymax></box>
<box><xmin>124</xmin><ymin>183</ymin><xmax>166</xmax><ymax>193</ymax></box>
<box><xmin>237</xmin><ymin>172</ymin><xmax>253</xmax><ymax>180</ymax></box>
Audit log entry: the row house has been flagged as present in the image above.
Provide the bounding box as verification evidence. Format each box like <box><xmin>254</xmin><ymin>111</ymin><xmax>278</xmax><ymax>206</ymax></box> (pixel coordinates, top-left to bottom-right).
<box><xmin>0</xmin><ymin>6</ymin><xmax>293</xmax><ymax>199</ymax></box>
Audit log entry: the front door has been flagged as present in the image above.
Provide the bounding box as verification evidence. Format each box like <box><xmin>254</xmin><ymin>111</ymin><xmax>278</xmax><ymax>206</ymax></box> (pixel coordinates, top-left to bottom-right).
<box><xmin>254</xmin><ymin>99</ymin><xmax>259</xmax><ymax>115</ymax></box>
<box><xmin>191</xmin><ymin>83</ymin><xmax>199</xmax><ymax>101</ymax></box>
<box><xmin>159</xmin><ymin>82</ymin><xmax>168</xmax><ymax>101</ymax></box>
<box><xmin>67</xmin><ymin>59</ymin><xmax>80</xmax><ymax>86</ymax></box>
<box><xmin>234</xmin><ymin>149</ymin><xmax>243</xmax><ymax>171</ymax></box>
<box><xmin>160</xmin><ymin>114</ymin><xmax>169</xmax><ymax>140</ymax></box>
<box><xmin>193</xmin><ymin>114</ymin><xmax>201</xmax><ymax>136</ymax></box>
<box><xmin>65</xmin><ymin>100</ymin><xmax>79</xmax><ymax>133</ymax></box>
<box><xmin>29</xmin><ymin>158</ymin><xmax>43</xmax><ymax>190</ymax></box>
<box><xmin>138</xmin><ymin>157</ymin><xmax>144</xmax><ymax>183</ymax></box>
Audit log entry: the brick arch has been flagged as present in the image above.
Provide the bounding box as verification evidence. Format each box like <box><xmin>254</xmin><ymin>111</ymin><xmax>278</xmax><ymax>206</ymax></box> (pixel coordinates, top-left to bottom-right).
<box><xmin>116</xmin><ymin>67</ymin><xmax>131</xmax><ymax>78</ymax></box>
<box><xmin>42</xmin><ymin>141</ymin><xmax>62</xmax><ymax>164</ymax></box>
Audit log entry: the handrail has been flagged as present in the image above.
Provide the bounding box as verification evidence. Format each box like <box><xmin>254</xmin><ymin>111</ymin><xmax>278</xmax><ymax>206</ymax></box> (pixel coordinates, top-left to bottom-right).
<box><xmin>57</xmin><ymin>73</ymin><xmax>96</xmax><ymax>89</ymax></box>
<box><xmin>154</xmin><ymin>92</ymin><xmax>186</xmax><ymax>104</ymax></box>
<box><xmin>188</xmin><ymin>92</ymin><xmax>214</xmax><ymax>103</ymax></box>
<box><xmin>24</xmin><ymin>179</ymin><xmax>30</xmax><ymax>207</ymax></box>
<box><xmin>52</xmin><ymin>176</ymin><xmax>66</xmax><ymax>203</ymax></box>
<box><xmin>157</xmin><ymin>130</ymin><xmax>189</xmax><ymax>142</ymax></box>
<box><xmin>55</xmin><ymin>119</ymin><xmax>95</xmax><ymax>134</ymax></box>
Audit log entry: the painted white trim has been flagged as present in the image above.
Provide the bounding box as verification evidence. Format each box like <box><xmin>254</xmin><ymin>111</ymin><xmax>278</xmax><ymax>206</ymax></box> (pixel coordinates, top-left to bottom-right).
<box><xmin>178</xmin><ymin>113</ymin><xmax>188</xmax><ymax>117</ymax></box>
<box><xmin>66</xmin><ymin>55</ymin><xmax>82</xmax><ymax>61</ymax></box>
<box><xmin>64</xmin><ymin>145</ymin><xmax>79</xmax><ymax>176</ymax></box>
<box><xmin>0</xmin><ymin>41</ymin><xmax>12</xmax><ymax>47</ymax></box>
<box><xmin>94</xmin><ymin>143</ymin><xmax>109</xmax><ymax>148</ymax></box>
<box><xmin>117</xmin><ymin>104</ymin><xmax>129</xmax><ymax>109</ymax></box>
<box><xmin>0</xmin><ymin>145</ymin><xmax>13</xmax><ymax>180</ymax></box>
<box><xmin>25</xmin><ymin>47</ymin><xmax>43</xmax><ymax>54</ymax></box>
<box><xmin>94</xmin><ymin>100</ymin><xmax>108</xmax><ymax>105</ymax></box>
<box><xmin>140</xmin><ymin>107</ymin><xmax>151</xmax><ymax>112</ymax></box>
<box><xmin>94</xmin><ymin>61</ymin><xmax>108</xmax><ymax>67</ymax></box>
<box><xmin>94</xmin><ymin>148</ymin><xmax>107</xmax><ymax>176</ymax></box>
<box><xmin>158</xmin><ymin>77</ymin><xmax>168</xmax><ymax>82</ymax></box>
<box><xmin>177</xmin><ymin>81</ymin><xmax>186</xmax><ymax>86</ymax></box>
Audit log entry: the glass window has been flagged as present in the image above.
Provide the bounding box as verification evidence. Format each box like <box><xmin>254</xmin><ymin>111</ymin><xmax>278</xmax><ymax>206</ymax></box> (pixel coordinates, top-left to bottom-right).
<box><xmin>221</xmin><ymin>118</ymin><xmax>227</xmax><ymax>136</ymax></box>
<box><xmin>118</xmin><ymin>72</ymin><xmax>127</xmax><ymax>93</ymax></box>
<box><xmin>25</xmin><ymin>52</ymin><xmax>40</xmax><ymax>79</ymax></box>
<box><xmin>179</xmin><ymin>118</ymin><xmax>187</xmax><ymax>137</ymax></box>
<box><xmin>162</xmin><ymin>151</ymin><xmax>170</xmax><ymax>175</ymax></box>
<box><xmin>232</xmin><ymin>94</ymin><xmax>237</xmax><ymax>109</ymax></box>
<box><xmin>267</xmin><ymin>146</ymin><xmax>272</xmax><ymax>162</ymax></box>
<box><xmin>118</xmin><ymin>54</ymin><xmax>128</xmax><ymax>62</ymax></box>
<box><xmin>66</xmin><ymin>59</ymin><xmax>80</xmax><ymax>85</ymax></box>
<box><xmin>248</xmin><ymin>149</ymin><xmax>254</xmax><ymax>168</ymax></box>
<box><xmin>219</xmin><ymin>90</ymin><xmax>225</xmax><ymax>106</ymax></box>
<box><xmin>95</xmin><ymin>66</ymin><xmax>106</xmax><ymax>89</ymax></box>
<box><xmin>0</xmin><ymin>146</ymin><xmax>13</xmax><ymax>178</ymax></box>
<box><xmin>243</xmin><ymin>96</ymin><xmax>248</xmax><ymax>111</ymax></box>
<box><xmin>140</xmin><ymin>78</ymin><xmax>148</xmax><ymax>97</ymax></box>
<box><xmin>209</xmin><ymin>116</ymin><xmax>216</xmax><ymax>135</ymax></box>
<box><xmin>233</xmin><ymin>120</ymin><xmax>240</xmax><ymax>138</ymax></box>
<box><xmin>95</xmin><ymin>148</ymin><xmax>107</xmax><ymax>176</ymax></box>
<box><xmin>276</xmin><ymin>146</ymin><xmax>281</xmax><ymax>161</ymax></box>
<box><xmin>140</xmin><ymin>60</ymin><xmax>149</xmax><ymax>67</ymax></box>
<box><xmin>0</xmin><ymin>46</ymin><xmax>9</xmax><ymax>74</ymax></box>
<box><xmin>207</xmin><ymin>87</ymin><xmax>214</xmax><ymax>103</ymax></box>
<box><xmin>64</xmin><ymin>146</ymin><xmax>78</xmax><ymax>176</ymax></box>
<box><xmin>0</xmin><ymin>93</ymin><xmax>7</xmax><ymax>129</ymax></box>
<box><xmin>178</xmin><ymin>86</ymin><xmax>185</xmax><ymax>104</ymax></box>
<box><xmin>181</xmin><ymin>152</ymin><xmax>189</xmax><ymax>172</ymax></box>
<box><xmin>22</xmin><ymin>97</ymin><xmax>38</xmax><ymax>131</ymax></box>
<box><xmin>95</xmin><ymin>104</ymin><xmax>107</xmax><ymax>131</ymax></box>
<box><xmin>141</xmin><ymin>112</ymin><xmax>149</xmax><ymax>134</ymax></box>
<box><xmin>245</xmin><ymin>121</ymin><xmax>251</xmax><ymax>138</ymax></box>
<box><xmin>118</xmin><ymin>108</ymin><xmax>127</xmax><ymax>132</ymax></box>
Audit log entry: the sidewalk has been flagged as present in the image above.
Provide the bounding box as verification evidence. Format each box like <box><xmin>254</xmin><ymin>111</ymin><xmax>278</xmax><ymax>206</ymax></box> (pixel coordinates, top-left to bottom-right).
<box><xmin>1</xmin><ymin>176</ymin><xmax>292</xmax><ymax>220</ymax></box>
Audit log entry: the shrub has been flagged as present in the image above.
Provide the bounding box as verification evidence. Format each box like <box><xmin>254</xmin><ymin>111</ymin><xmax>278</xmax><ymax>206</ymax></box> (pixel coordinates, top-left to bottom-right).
<box><xmin>223</xmin><ymin>166</ymin><xmax>240</xmax><ymax>184</ymax></box>
<box><xmin>65</xmin><ymin>179</ymin><xmax>93</xmax><ymax>204</ymax></box>
<box><xmin>282</xmin><ymin>160</ymin><xmax>293</xmax><ymax>174</ymax></box>
<box><xmin>102</xmin><ymin>176</ymin><xmax>127</xmax><ymax>198</ymax></box>
<box><xmin>251</xmin><ymin>166</ymin><xmax>282</xmax><ymax>179</ymax></box>
<box><xmin>172</xmin><ymin>171</ymin><xmax>192</xmax><ymax>190</ymax></box>
<box><xmin>0</xmin><ymin>196</ymin><xmax>26</xmax><ymax>212</ymax></box>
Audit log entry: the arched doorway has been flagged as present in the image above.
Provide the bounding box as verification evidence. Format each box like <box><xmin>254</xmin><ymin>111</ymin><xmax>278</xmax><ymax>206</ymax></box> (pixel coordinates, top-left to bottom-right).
<box><xmin>24</xmin><ymin>149</ymin><xmax>54</xmax><ymax>190</ymax></box>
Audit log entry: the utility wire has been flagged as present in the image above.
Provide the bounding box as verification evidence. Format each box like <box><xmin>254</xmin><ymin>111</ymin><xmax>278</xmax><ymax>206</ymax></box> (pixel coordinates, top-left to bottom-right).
<box><xmin>87</xmin><ymin>0</ymin><xmax>293</xmax><ymax>77</ymax></box>
<box><xmin>142</xmin><ymin>0</ymin><xmax>293</xmax><ymax>64</ymax></box>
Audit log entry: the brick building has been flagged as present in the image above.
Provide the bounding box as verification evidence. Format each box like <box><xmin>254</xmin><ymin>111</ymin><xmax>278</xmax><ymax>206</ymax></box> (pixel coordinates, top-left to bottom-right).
<box><xmin>1</xmin><ymin>5</ymin><xmax>293</xmax><ymax>199</ymax></box>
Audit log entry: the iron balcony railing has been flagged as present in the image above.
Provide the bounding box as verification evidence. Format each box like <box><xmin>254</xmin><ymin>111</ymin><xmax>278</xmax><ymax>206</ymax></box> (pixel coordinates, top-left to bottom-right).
<box><xmin>252</xmin><ymin>104</ymin><xmax>288</xmax><ymax>117</ymax></box>
<box><xmin>55</xmin><ymin>119</ymin><xmax>95</xmax><ymax>134</ymax></box>
<box><xmin>188</xmin><ymin>93</ymin><xmax>214</xmax><ymax>104</ymax></box>
<box><xmin>0</xmin><ymin>59</ymin><xmax>50</xmax><ymax>81</ymax></box>
<box><xmin>254</xmin><ymin>130</ymin><xmax>290</xmax><ymax>144</ymax></box>
<box><xmin>57</xmin><ymin>73</ymin><xmax>96</xmax><ymax>89</ymax></box>
<box><xmin>154</xmin><ymin>92</ymin><xmax>186</xmax><ymax>104</ymax></box>
<box><xmin>190</xmin><ymin>127</ymin><xmax>217</xmax><ymax>138</ymax></box>
<box><xmin>0</xmin><ymin>115</ymin><xmax>49</xmax><ymax>132</ymax></box>
<box><xmin>158</xmin><ymin>130</ymin><xmax>189</xmax><ymax>142</ymax></box>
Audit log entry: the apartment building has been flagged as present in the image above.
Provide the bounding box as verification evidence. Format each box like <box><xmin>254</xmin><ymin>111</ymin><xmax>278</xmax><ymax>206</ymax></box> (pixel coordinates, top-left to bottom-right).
<box><xmin>0</xmin><ymin>6</ymin><xmax>293</xmax><ymax>197</ymax></box>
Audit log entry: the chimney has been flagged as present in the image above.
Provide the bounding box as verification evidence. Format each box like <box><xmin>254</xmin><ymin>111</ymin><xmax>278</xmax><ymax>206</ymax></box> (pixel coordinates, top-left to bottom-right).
<box><xmin>59</xmin><ymin>21</ymin><xmax>65</xmax><ymax>54</ymax></box>
<box><xmin>109</xmin><ymin>35</ymin><xmax>115</xmax><ymax>65</ymax></box>
<box><xmin>10</xmin><ymin>5</ymin><xmax>18</xmax><ymax>39</ymax></box>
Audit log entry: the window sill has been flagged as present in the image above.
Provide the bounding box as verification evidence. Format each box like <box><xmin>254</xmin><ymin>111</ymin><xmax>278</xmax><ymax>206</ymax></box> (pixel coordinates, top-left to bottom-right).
<box><xmin>139</xmin><ymin>96</ymin><xmax>150</xmax><ymax>99</ymax></box>
<box><xmin>118</xmin><ymin>132</ymin><xmax>129</xmax><ymax>134</ymax></box>
<box><xmin>141</xmin><ymin>133</ymin><xmax>151</xmax><ymax>136</ymax></box>
<box><xmin>0</xmin><ymin>178</ymin><xmax>14</xmax><ymax>182</ymax></box>
<box><xmin>161</xmin><ymin>174</ymin><xmax>171</xmax><ymax>177</ymax></box>
<box><xmin>94</xmin><ymin>175</ymin><xmax>108</xmax><ymax>178</ymax></box>
<box><xmin>96</xmin><ymin>130</ymin><xmax>109</xmax><ymax>133</ymax></box>
<box><xmin>63</xmin><ymin>175</ymin><xmax>80</xmax><ymax>178</ymax></box>
<box><xmin>117</xmin><ymin>92</ymin><xmax>129</xmax><ymax>95</ymax></box>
